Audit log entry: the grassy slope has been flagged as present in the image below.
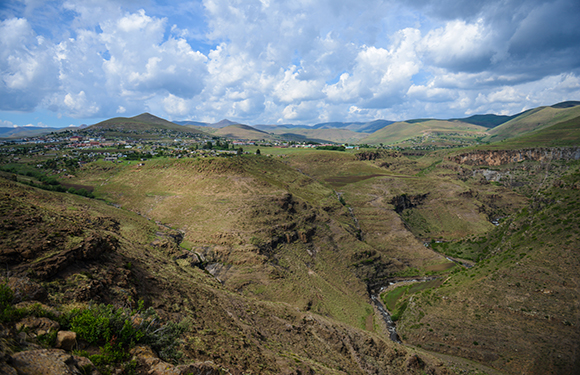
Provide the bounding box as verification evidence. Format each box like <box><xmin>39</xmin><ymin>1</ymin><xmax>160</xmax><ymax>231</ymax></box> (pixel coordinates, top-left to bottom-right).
<box><xmin>361</xmin><ymin>120</ymin><xmax>489</xmax><ymax>145</ymax></box>
<box><xmin>268</xmin><ymin>127</ymin><xmax>368</xmax><ymax>144</ymax></box>
<box><xmin>395</xmin><ymin>161</ymin><xmax>580</xmax><ymax>375</ymax></box>
<box><xmin>72</xmin><ymin>156</ymin><xmax>375</xmax><ymax>329</ymax></box>
<box><xmin>486</xmin><ymin>105</ymin><xmax>580</xmax><ymax>143</ymax></box>
<box><xmin>491</xmin><ymin>114</ymin><xmax>580</xmax><ymax>148</ymax></box>
<box><xmin>277</xmin><ymin>149</ymin><xmax>526</xmax><ymax>281</ymax></box>
<box><xmin>88</xmin><ymin>113</ymin><xmax>206</xmax><ymax>135</ymax></box>
<box><xmin>213</xmin><ymin>124</ymin><xmax>278</xmax><ymax>140</ymax></box>
<box><xmin>0</xmin><ymin>176</ymin><xmax>452</xmax><ymax>374</ymax></box>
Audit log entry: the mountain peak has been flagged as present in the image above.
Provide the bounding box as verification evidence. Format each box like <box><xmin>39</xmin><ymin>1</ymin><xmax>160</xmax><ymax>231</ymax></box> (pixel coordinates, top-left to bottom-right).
<box><xmin>212</xmin><ymin>119</ymin><xmax>241</xmax><ymax>128</ymax></box>
<box><xmin>132</xmin><ymin>113</ymin><xmax>167</xmax><ymax>123</ymax></box>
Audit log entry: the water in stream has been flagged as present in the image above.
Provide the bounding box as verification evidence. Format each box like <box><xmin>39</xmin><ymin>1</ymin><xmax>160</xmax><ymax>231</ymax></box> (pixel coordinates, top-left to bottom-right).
<box><xmin>371</xmin><ymin>293</ymin><xmax>401</xmax><ymax>343</ymax></box>
<box><xmin>371</xmin><ymin>278</ymin><xmax>439</xmax><ymax>343</ymax></box>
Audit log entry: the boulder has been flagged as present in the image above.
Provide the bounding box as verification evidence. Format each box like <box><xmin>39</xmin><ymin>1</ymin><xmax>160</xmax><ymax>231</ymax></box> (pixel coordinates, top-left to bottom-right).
<box><xmin>15</xmin><ymin>317</ymin><xmax>60</xmax><ymax>336</ymax></box>
<box><xmin>130</xmin><ymin>345</ymin><xmax>228</xmax><ymax>375</ymax></box>
<box><xmin>6</xmin><ymin>277</ymin><xmax>48</xmax><ymax>303</ymax></box>
<box><xmin>9</xmin><ymin>349</ymin><xmax>96</xmax><ymax>375</ymax></box>
<box><xmin>55</xmin><ymin>331</ymin><xmax>77</xmax><ymax>351</ymax></box>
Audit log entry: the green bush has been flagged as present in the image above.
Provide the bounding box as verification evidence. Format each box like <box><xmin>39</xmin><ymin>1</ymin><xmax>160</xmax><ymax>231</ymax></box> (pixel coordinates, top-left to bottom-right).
<box><xmin>0</xmin><ymin>283</ymin><xmax>21</xmax><ymax>323</ymax></box>
<box><xmin>62</xmin><ymin>302</ymin><xmax>186</xmax><ymax>368</ymax></box>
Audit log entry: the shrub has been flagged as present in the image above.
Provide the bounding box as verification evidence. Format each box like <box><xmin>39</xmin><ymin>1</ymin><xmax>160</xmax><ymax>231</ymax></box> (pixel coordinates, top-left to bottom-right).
<box><xmin>0</xmin><ymin>283</ymin><xmax>21</xmax><ymax>323</ymax></box>
<box><xmin>62</xmin><ymin>302</ymin><xmax>186</xmax><ymax>369</ymax></box>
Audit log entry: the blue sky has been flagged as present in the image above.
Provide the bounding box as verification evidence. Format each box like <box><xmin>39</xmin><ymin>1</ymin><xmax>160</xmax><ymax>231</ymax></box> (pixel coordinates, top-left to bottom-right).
<box><xmin>1</xmin><ymin>0</ymin><xmax>579</xmax><ymax>128</ymax></box>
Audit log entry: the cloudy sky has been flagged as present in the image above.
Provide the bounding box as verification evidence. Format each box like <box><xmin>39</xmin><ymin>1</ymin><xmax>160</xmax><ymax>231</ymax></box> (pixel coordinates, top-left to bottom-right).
<box><xmin>1</xmin><ymin>0</ymin><xmax>579</xmax><ymax>128</ymax></box>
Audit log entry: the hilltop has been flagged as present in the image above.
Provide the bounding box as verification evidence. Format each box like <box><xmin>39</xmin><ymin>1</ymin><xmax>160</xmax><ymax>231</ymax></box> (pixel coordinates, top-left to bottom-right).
<box><xmin>485</xmin><ymin>102</ymin><xmax>580</xmax><ymax>143</ymax></box>
<box><xmin>213</xmin><ymin>124</ymin><xmax>276</xmax><ymax>140</ymax></box>
<box><xmin>88</xmin><ymin>113</ymin><xmax>207</xmax><ymax>135</ymax></box>
<box><xmin>360</xmin><ymin>119</ymin><xmax>489</xmax><ymax>146</ymax></box>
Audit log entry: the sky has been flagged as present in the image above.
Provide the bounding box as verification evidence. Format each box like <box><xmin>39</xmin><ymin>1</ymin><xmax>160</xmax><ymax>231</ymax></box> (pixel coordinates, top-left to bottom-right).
<box><xmin>1</xmin><ymin>0</ymin><xmax>579</xmax><ymax>128</ymax></box>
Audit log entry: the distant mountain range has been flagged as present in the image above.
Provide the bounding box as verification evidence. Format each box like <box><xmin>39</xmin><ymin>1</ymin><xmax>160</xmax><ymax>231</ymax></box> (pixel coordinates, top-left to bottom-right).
<box><xmin>2</xmin><ymin>101</ymin><xmax>579</xmax><ymax>146</ymax></box>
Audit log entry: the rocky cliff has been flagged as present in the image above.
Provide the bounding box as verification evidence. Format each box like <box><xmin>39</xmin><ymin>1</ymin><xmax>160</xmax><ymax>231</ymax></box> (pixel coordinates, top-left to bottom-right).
<box><xmin>449</xmin><ymin>147</ymin><xmax>580</xmax><ymax>166</ymax></box>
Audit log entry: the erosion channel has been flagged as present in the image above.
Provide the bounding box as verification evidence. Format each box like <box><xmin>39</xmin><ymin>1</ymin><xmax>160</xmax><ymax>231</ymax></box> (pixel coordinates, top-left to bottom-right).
<box><xmin>371</xmin><ymin>277</ymin><xmax>438</xmax><ymax>344</ymax></box>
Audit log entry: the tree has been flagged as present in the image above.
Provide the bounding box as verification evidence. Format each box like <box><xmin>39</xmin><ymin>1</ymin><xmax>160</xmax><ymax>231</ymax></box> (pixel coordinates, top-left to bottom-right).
<box><xmin>237</xmin><ymin>147</ymin><xmax>243</xmax><ymax>155</ymax></box>
<box><xmin>256</xmin><ymin>149</ymin><xmax>261</xmax><ymax>155</ymax></box>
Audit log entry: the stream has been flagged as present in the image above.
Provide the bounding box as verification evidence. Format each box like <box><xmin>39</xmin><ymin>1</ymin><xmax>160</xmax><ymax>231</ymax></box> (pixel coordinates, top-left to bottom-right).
<box><xmin>370</xmin><ymin>277</ymin><xmax>438</xmax><ymax>344</ymax></box>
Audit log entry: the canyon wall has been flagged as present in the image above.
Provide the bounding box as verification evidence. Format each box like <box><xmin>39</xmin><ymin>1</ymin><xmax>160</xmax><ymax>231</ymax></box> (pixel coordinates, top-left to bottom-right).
<box><xmin>449</xmin><ymin>147</ymin><xmax>580</xmax><ymax>166</ymax></box>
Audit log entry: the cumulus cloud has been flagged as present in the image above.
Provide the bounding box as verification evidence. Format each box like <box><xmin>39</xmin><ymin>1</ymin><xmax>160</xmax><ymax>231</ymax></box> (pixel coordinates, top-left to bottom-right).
<box><xmin>0</xmin><ymin>18</ymin><xmax>59</xmax><ymax>111</ymax></box>
<box><xmin>0</xmin><ymin>0</ymin><xmax>579</xmax><ymax>125</ymax></box>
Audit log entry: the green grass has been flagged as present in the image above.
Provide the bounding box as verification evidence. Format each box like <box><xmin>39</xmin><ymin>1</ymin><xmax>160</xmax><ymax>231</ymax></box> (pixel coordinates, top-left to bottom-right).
<box><xmin>361</xmin><ymin>120</ymin><xmax>489</xmax><ymax>145</ymax></box>
<box><xmin>485</xmin><ymin>105</ymin><xmax>580</xmax><ymax>143</ymax></box>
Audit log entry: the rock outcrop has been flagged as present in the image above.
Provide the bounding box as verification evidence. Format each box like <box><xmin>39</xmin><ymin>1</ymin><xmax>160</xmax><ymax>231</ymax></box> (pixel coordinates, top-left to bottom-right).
<box><xmin>449</xmin><ymin>147</ymin><xmax>580</xmax><ymax>166</ymax></box>
<box><xmin>7</xmin><ymin>349</ymin><xmax>99</xmax><ymax>375</ymax></box>
<box><xmin>390</xmin><ymin>193</ymin><xmax>428</xmax><ymax>213</ymax></box>
<box><xmin>130</xmin><ymin>346</ymin><xmax>227</xmax><ymax>375</ymax></box>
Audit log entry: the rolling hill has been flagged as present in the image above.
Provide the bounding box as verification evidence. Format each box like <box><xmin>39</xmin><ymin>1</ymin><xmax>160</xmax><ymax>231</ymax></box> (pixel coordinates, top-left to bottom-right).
<box><xmin>213</xmin><ymin>123</ymin><xmax>276</xmax><ymax>140</ymax></box>
<box><xmin>360</xmin><ymin>119</ymin><xmax>489</xmax><ymax>145</ymax></box>
<box><xmin>268</xmin><ymin>127</ymin><xmax>368</xmax><ymax>144</ymax></box>
<box><xmin>0</xmin><ymin>126</ymin><xmax>57</xmax><ymax>138</ymax></box>
<box><xmin>485</xmin><ymin>102</ymin><xmax>580</xmax><ymax>143</ymax></box>
<box><xmin>89</xmin><ymin>113</ymin><xmax>206</xmax><ymax>135</ymax></box>
<box><xmin>450</xmin><ymin>114</ymin><xmax>519</xmax><ymax>128</ymax></box>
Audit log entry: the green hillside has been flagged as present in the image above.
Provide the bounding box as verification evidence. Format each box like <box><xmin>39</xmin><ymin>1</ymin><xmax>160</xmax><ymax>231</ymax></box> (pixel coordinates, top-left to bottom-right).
<box><xmin>0</xmin><ymin>163</ymin><xmax>448</xmax><ymax>374</ymax></box>
<box><xmin>485</xmin><ymin>104</ymin><xmax>580</xmax><ymax>143</ymax></box>
<box><xmin>268</xmin><ymin>127</ymin><xmax>368</xmax><ymax>144</ymax></box>
<box><xmin>213</xmin><ymin>124</ymin><xmax>276</xmax><ymax>140</ymax></box>
<box><xmin>360</xmin><ymin>119</ymin><xmax>489</xmax><ymax>145</ymax></box>
<box><xmin>396</xmin><ymin>161</ymin><xmax>580</xmax><ymax>375</ymax></box>
<box><xmin>493</xmin><ymin>114</ymin><xmax>580</xmax><ymax>148</ymax></box>
<box><xmin>88</xmin><ymin>113</ymin><xmax>208</xmax><ymax>136</ymax></box>
<box><xmin>451</xmin><ymin>114</ymin><xmax>517</xmax><ymax>128</ymax></box>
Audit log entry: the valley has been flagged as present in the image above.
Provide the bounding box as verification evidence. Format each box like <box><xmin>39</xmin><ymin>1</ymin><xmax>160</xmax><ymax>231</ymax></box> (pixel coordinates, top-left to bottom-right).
<box><xmin>0</xmin><ymin>102</ymin><xmax>579</xmax><ymax>374</ymax></box>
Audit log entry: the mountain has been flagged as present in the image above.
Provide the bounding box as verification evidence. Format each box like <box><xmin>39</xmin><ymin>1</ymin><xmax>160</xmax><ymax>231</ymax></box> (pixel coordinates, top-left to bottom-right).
<box><xmin>211</xmin><ymin>119</ymin><xmax>240</xmax><ymax>128</ymax></box>
<box><xmin>173</xmin><ymin>120</ymin><xmax>211</xmax><ymax>127</ymax></box>
<box><xmin>450</xmin><ymin>114</ymin><xmax>518</xmax><ymax>128</ymax></box>
<box><xmin>213</xmin><ymin>124</ymin><xmax>276</xmax><ymax>140</ymax></box>
<box><xmin>485</xmin><ymin>101</ymin><xmax>580</xmax><ymax>143</ymax></box>
<box><xmin>87</xmin><ymin>113</ymin><xmax>208</xmax><ymax>136</ymax></box>
<box><xmin>268</xmin><ymin>127</ymin><xmax>368</xmax><ymax>144</ymax></box>
<box><xmin>0</xmin><ymin>155</ymin><xmax>454</xmax><ymax>374</ymax></box>
<box><xmin>254</xmin><ymin>120</ymin><xmax>395</xmax><ymax>134</ymax></box>
<box><xmin>360</xmin><ymin>119</ymin><xmax>489</xmax><ymax>145</ymax></box>
<box><xmin>174</xmin><ymin>119</ymin><xmax>244</xmax><ymax>129</ymax></box>
<box><xmin>0</xmin><ymin>126</ymin><xmax>55</xmax><ymax>138</ymax></box>
<box><xmin>487</xmin><ymin>113</ymin><xmax>580</xmax><ymax>148</ymax></box>
<box><xmin>551</xmin><ymin>100</ymin><xmax>580</xmax><ymax>108</ymax></box>
<box><xmin>311</xmin><ymin>119</ymin><xmax>395</xmax><ymax>133</ymax></box>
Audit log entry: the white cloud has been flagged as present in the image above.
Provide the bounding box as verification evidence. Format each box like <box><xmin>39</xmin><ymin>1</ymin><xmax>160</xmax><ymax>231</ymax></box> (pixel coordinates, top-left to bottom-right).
<box><xmin>162</xmin><ymin>94</ymin><xmax>189</xmax><ymax>116</ymax></box>
<box><xmin>0</xmin><ymin>18</ymin><xmax>59</xmax><ymax>111</ymax></box>
<box><xmin>274</xmin><ymin>67</ymin><xmax>324</xmax><ymax>103</ymax></box>
<box><xmin>324</xmin><ymin>28</ymin><xmax>421</xmax><ymax>109</ymax></box>
<box><xmin>0</xmin><ymin>0</ymin><xmax>579</xmax><ymax>125</ymax></box>
<box><xmin>420</xmin><ymin>19</ymin><xmax>496</xmax><ymax>71</ymax></box>
<box><xmin>63</xmin><ymin>90</ymin><xmax>100</xmax><ymax>116</ymax></box>
<box><xmin>0</xmin><ymin>120</ymin><xmax>15</xmax><ymax>127</ymax></box>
